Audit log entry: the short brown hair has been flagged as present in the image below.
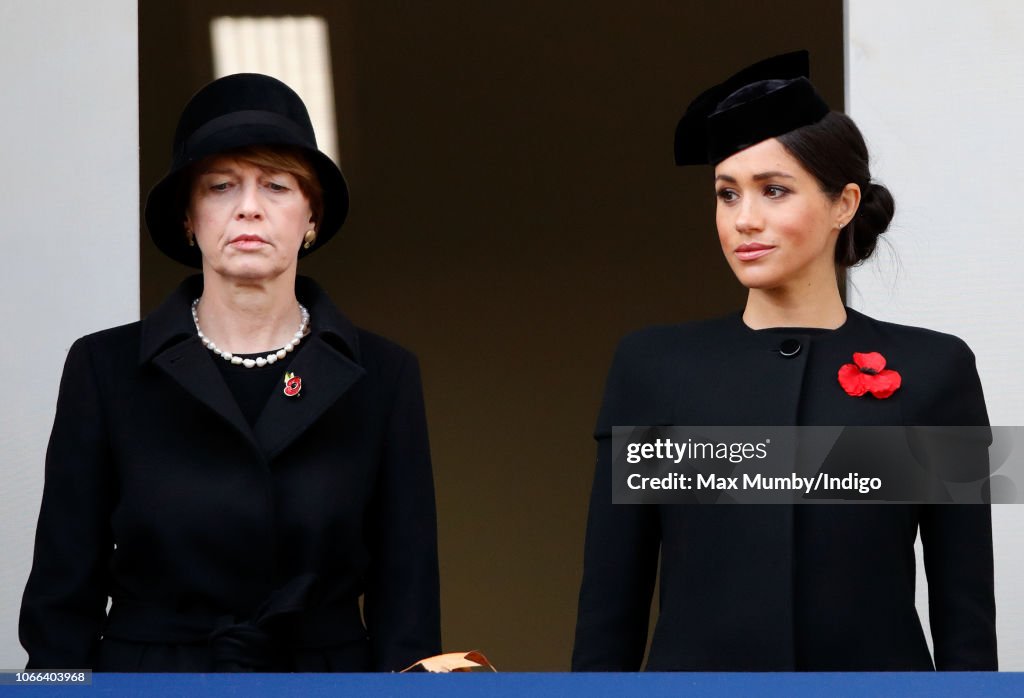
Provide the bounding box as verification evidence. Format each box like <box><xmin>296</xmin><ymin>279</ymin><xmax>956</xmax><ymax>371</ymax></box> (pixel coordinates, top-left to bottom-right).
<box><xmin>180</xmin><ymin>145</ymin><xmax>325</xmax><ymax>228</ymax></box>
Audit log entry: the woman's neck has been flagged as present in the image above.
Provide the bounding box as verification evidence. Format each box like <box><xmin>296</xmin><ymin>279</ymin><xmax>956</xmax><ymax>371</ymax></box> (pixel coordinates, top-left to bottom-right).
<box><xmin>742</xmin><ymin>281</ymin><xmax>846</xmax><ymax>330</ymax></box>
<box><xmin>194</xmin><ymin>273</ymin><xmax>304</xmax><ymax>354</ymax></box>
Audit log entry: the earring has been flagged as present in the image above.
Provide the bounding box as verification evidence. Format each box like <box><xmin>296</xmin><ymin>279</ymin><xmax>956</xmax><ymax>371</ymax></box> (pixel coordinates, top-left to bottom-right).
<box><xmin>303</xmin><ymin>229</ymin><xmax>317</xmax><ymax>250</ymax></box>
<box><xmin>185</xmin><ymin>229</ymin><xmax>195</xmax><ymax>247</ymax></box>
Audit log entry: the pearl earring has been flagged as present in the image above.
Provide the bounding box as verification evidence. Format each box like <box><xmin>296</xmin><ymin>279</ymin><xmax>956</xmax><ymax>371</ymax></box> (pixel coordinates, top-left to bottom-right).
<box><xmin>303</xmin><ymin>229</ymin><xmax>317</xmax><ymax>250</ymax></box>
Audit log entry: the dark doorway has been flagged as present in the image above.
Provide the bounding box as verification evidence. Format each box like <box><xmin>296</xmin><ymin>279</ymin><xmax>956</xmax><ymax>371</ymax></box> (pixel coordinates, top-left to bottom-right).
<box><xmin>140</xmin><ymin>0</ymin><xmax>844</xmax><ymax>669</ymax></box>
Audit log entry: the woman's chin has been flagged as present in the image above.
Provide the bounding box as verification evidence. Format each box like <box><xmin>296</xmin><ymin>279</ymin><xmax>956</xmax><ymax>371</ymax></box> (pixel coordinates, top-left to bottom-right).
<box><xmin>731</xmin><ymin>271</ymin><xmax>786</xmax><ymax>291</ymax></box>
<box><xmin>204</xmin><ymin>258</ymin><xmax>293</xmax><ymax>284</ymax></box>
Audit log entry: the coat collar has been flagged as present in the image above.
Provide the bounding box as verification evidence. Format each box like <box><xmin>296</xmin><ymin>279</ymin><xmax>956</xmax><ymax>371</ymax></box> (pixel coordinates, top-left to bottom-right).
<box><xmin>722</xmin><ymin>305</ymin><xmax>870</xmax><ymax>349</ymax></box>
<box><xmin>139</xmin><ymin>275</ymin><xmax>361</xmax><ymax>365</ymax></box>
<box><xmin>679</xmin><ymin>307</ymin><xmax>891</xmax><ymax>427</ymax></box>
<box><xmin>139</xmin><ymin>275</ymin><xmax>366</xmax><ymax>462</ymax></box>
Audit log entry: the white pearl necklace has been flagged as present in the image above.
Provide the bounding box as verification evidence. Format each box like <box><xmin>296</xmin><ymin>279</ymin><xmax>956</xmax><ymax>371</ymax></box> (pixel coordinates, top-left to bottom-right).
<box><xmin>191</xmin><ymin>297</ymin><xmax>310</xmax><ymax>368</ymax></box>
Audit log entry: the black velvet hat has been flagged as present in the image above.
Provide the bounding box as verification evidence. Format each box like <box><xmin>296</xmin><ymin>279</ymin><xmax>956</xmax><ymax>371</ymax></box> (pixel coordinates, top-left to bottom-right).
<box><xmin>674</xmin><ymin>51</ymin><xmax>830</xmax><ymax>166</ymax></box>
<box><xmin>145</xmin><ymin>73</ymin><xmax>349</xmax><ymax>268</ymax></box>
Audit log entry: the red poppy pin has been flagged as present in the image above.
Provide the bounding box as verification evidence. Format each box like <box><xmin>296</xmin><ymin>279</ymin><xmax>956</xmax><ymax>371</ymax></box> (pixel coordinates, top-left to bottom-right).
<box><xmin>283</xmin><ymin>372</ymin><xmax>302</xmax><ymax>397</ymax></box>
<box><xmin>837</xmin><ymin>352</ymin><xmax>901</xmax><ymax>399</ymax></box>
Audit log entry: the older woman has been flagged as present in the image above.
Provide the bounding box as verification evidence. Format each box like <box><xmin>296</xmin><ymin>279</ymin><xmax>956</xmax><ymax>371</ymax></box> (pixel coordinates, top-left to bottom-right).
<box><xmin>572</xmin><ymin>52</ymin><xmax>996</xmax><ymax>671</ymax></box>
<box><xmin>20</xmin><ymin>73</ymin><xmax>441</xmax><ymax>672</ymax></box>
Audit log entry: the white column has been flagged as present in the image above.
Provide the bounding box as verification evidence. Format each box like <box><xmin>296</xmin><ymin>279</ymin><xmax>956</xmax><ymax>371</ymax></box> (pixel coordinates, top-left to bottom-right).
<box><xmin>847</xmin><ymin>0</ymin><xmax>1024</xmax><ymax>669</ymax></box>
<box><xmin>0</xmin><ymin>0</ymin><xmax>138</xmax><ymax>668</ymax></box>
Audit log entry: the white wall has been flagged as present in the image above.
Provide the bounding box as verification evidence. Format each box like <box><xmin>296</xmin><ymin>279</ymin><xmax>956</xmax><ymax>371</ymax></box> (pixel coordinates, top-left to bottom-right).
<box><xmin>0</xmin><ymin>0</ymin><xmax>138</xmax><ymax>669</ymax></box>
<box><xmin>846</xmin><ymin>0</ymin><xmax>1024</xmax><ymax>669</ymax></box>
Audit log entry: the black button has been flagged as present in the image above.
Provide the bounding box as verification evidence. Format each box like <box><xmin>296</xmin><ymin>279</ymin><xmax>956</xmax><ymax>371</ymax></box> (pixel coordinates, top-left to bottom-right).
<box><xmin>778</xmin><ymin>339</ymin><xmax>802</xmax><ymax>358</ymax></box>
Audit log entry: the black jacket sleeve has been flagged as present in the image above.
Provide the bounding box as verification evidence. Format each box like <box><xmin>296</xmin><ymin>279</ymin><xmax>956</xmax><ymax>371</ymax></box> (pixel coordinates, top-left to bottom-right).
<box><xmin>572</xmin><ymin>337</ymin><xmax>660</xmax><ymax>670</ymax></box>
<box><xmin>20</xmin><ymin>337</ymin><xmax>114</xmax><ymax>669</ymax></box>
<box><xmin>362</xmin><ymin>351</ymin><xmax>442</xmax><ymax>671</ymax></box>
<box><xmin>918</xmin><ymin>339</ymin><xmax>997</xmax><ymax>669</ymax></box>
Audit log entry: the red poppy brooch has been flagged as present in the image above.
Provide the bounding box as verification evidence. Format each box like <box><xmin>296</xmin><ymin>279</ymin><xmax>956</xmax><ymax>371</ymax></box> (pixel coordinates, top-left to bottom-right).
<box><xmin>837</xmin><ymin>352</ymin><xmax>902</xmax><ymax>399</ymax></box>
<box><xmin>283</xmin><ymin>372</ymin><xmax>303</xmax><ymax>397</ymax></box>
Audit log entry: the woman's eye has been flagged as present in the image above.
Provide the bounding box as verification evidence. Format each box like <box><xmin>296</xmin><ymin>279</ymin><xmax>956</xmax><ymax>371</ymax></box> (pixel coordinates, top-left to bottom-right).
<box><xmin>716</xmin><ymin>189</ymin><xmax>737</xmax><ymax>203</ymax></box>
<box><xmin>267</xmin><ymin>182</ymin><xmax>289</xmax><ymax>192</ymax></box>
<box><xmin>764</xmin><ymin>185</ymin><xmax>789</xmax><ymax>198</ymax></box>
<box><xmin>210</xmin><ymin>182</ymin><xmax>231</xmax><ymax>192</ymax></box>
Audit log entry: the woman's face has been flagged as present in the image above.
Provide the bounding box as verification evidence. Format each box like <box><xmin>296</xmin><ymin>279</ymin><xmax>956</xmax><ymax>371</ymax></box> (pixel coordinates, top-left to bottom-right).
<box><xmin>185</xmin><ymin>155</ymin><xmax>314</xmax><ymax>283</ymax></box>
<box><xmin>714</xmin><ymin>138</ymin><xmax>851</xmax><ymax>292</ymax></box>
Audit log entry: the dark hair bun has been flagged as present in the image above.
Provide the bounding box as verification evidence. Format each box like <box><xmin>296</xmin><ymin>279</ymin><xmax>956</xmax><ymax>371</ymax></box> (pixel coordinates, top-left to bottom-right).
<box><xmin>778</xmin><ymin>112</ymin><xmax>896</xmax><ymax>268</ymax></box>
<box><xmin>839</xmin><ymin>181</ymin><xmax>895</xmax><ymax>267</ymax></box>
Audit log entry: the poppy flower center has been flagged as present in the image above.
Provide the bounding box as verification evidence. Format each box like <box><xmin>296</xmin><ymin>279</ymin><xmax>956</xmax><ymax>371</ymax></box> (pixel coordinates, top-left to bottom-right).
<box><xmin>860</xmin><ymin>367</ymin><xmax>879</xmax><ymax>375</ymax></box>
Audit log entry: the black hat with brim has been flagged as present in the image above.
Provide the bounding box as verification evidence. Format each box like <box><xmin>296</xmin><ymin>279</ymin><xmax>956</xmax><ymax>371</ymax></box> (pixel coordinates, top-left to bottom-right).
<box><xmin>674</xmin><ymin>51</ymin><xmax>830</xmax><ymax>166</ymax></box>
<box><xmin>145</xmin><ymin>73</ymin><xmax>349</xmax><ymax>268</ymax></box>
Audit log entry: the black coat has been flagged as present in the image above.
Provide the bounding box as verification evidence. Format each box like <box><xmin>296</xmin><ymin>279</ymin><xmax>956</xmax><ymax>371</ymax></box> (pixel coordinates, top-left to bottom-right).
<box><xmin>572</xmin><ymin>308</ymin><xmax>997</xmax><ymax>671</ymax></box>
<box><xmin>20</xmin><ymin>276</ymin><xmax>441</xmax><ymax>672</ymax></box>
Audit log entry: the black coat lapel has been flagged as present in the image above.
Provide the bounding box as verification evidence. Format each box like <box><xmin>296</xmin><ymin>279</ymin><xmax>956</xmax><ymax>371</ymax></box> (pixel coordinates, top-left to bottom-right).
<box><xmin>141</xmin><ymin>275</ymin><xmax>367</xmax><ymax>462</ymax></box>
<box><xmin>141</xmin><ymin>276</ymin><xmax>261</xmax><ymax>456</ymax></box>
<box><xmin>253</xmin><ymin>335</ymin><xmax>366</xmax><ymax>461</ymax></box>
<box><xmin>151</xmin><ymin>337</ymin><xmax>260</xmax><ymax>455</ymax></box>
